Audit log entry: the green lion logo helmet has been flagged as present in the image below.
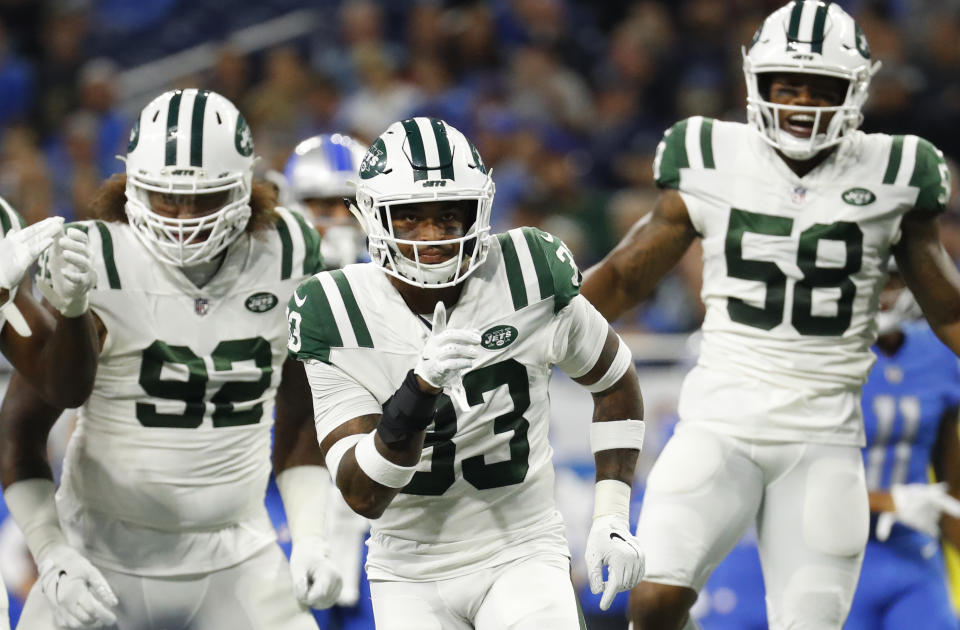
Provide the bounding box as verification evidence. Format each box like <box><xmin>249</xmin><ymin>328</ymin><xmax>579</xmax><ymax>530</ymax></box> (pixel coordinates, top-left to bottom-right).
<box><xmin>350</xmin><ymin>117</ymin><xmax>496</xmax><ymax>288</ymax></box>
<box><xmin>743</xmin><ymin>0</ymin><xmax>881</xmax><ymax>160</ymax></box>
<box><xmin>123</xmin><ymin>89</ymin><xmax>254</xmax><ymax>267</ymax></box>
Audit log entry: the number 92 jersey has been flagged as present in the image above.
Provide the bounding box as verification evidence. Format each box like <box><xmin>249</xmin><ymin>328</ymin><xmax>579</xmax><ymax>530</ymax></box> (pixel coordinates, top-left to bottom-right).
<box><xmin>288</xmin><ymin>227</ymin><xmax>605</xmax><ymax>582</ymax></box>
<box><xmin>656</xmin><ymin>117</ymin><xmax>950</xmax><ymax>446</ymax></box>
<box><xmin>50</xmin><ymin>207</ymin><xmax>322</xmax><ymax>576</ymax></box>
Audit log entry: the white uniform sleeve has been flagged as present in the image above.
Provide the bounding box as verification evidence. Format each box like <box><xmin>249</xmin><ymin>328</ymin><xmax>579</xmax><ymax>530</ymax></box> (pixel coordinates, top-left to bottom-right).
<box><xmin>550</xmin><ymin>294</ymin><xmax>611</xmax><ymax>378</ymax></box>
<box><xmin>303</xmin><ymin>359</ymin><xmax>382</xmax><ymax>442</ymax></box>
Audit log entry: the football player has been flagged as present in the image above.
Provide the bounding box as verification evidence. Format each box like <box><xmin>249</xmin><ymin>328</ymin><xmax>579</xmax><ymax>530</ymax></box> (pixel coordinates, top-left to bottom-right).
<box><xmin>286</xmin><ymin>116</ymin><xmax>646</xmax><ymax>629</ymax></box>
<box><xmin>283</xmin><ymin>133</ymin><xmax>368</xmax><ymax>269</ymax></box>
<box><xmin>281</xmin><ymin>132</ymin><xmax>374</xmax><ymax>626</ymax></box>
<box><xmin>580</xmin><ymin>2</ymin><xmax>960</xmax><ymax>629</ymax></box>
<box><xmin>0</xmin><ymin>89</ymin><xmax>341</xmax><ymax>630</ymax></box>
<box><xmin>0</xmin><ymin>202</ymin><xmax>99</xmax><ymax>409</ymax></box>
<box><xmin>847</xmin><ymin>269</ymin><xmax>960</xmax><ymax>629</ymax></box>
<box><xmin>0</xmin><ymin>206</ymin><xmax>98</xmax><ymax>630</ymax></box>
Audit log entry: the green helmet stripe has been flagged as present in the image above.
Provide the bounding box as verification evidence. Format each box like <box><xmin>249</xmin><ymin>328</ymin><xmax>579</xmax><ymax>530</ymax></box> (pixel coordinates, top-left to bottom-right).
<box><xmin>165</xmin><ymin>91</ymin><xmax>182</xmax><ymax>166</ymax></box>
<box><xmin>883</xmin><ymin>136</ymin><xmax>904</xmax><ymax>185</ymax></box>
<box><xmin>189</xmin><ymin>90</ymin><xmax>209</xmax><ymax>167</ymax></box>
<box><xmin>787</xmin><ymin>0</ymin><xmax>804</xmax><ymax>42</ymax></box>
<box><xmin>430</xmin><ymin>119</ymin><xmax>455</xmax><ymax>180</ymax></box>
<box><xmin>811</xmin><ymin>2</ymin><xmax>828</xmax><ymax>53</ymax></box>
<box><xmin>401</xmin><ymin>119</ymin><xmax>428</xmax><ymax>182</ymax></box>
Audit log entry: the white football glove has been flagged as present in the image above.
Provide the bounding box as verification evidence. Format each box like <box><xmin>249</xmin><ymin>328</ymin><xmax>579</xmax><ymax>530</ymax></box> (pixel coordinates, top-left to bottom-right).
<box><xmin>0</xmin><ymin>216</ymin><xmax>64</xmax><ymax>293</ymax></box>
<box><xmin>39</xmin><ymin>226</ymin><xmax>97</xmax><ymax>317</ymax></box>
<box><xmin>585</xmin><ymin>514</ymin><xmax>645</xmax><ymax>611</ymax></box>
<box><xmin>414</xmin><ymin>302</ymin><xmax>479</xmax><ymax>408</ymax></box>
<box><xmin>877</xmin><ymin>482</ymin><xmax>960</xmax><ymax>540</ymax></box>
<box><xmin>37</xmin><ymin>544</ymin><xmax>118</xmax><ymax>629</ymax></box>
<box><xmin>289</xmin><ymin>536</ymin><xmax>343</xmax><ymax>610</ymax></box>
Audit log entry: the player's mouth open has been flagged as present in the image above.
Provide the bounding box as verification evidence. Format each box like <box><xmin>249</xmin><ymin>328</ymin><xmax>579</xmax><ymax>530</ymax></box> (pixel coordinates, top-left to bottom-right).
<box><xmin>785</xmin><ymin>113</ymin><xmax>816</xmax><ymax>138</ymax></box>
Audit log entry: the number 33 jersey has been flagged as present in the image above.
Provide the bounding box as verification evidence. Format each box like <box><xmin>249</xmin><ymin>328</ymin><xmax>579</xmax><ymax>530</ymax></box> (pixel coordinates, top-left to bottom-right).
<box><xmin>52</xmin><ymin>208</ymin><xmax>322</xmax><ymax>575</ymax></box>
<box><xmin>657</xmin><ymin>117</ymin><xmax>950</xmax><ymax>446</ymax></box>
<box><xmin>288</xmin><ymin>227</ymin><xmax>605</xmax><ymax>582</ymax></box>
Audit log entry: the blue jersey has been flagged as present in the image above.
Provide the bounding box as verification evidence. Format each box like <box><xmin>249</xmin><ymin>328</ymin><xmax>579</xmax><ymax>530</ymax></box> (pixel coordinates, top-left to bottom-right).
<box><xmin>848</xmin><ymin>322</ymin><xmax>960</xmax><ymax>630</ymax></box>
<box><xmin>862</xmin><ymin>322</ymin><xmax>960</xmax><ymax>547</ymax></box>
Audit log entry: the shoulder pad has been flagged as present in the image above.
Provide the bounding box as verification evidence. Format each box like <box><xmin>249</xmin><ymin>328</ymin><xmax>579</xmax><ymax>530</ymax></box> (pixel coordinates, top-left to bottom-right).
<box><xmin>496</xmin><ymin>227</ymin><xmax>581</xmax><ymax>314</ymax></box>
<box><xmin>287</xmin><ymin>269</ymin><xmax>374</xmax><ymax>363</ymax></box>
<box><xmin>653</xmin><ymin>116</ymin><xmax>717</xmax><ymax>189</ymax></box>
<box><xmin>0</xmin><ymin>197</ymin><xmax>27</xmax><ymax>236</ymax></box>
<box><xmin>274</xmin><ymin>206</ymin><xmax>324</xmax><ymax>281</ymax></box>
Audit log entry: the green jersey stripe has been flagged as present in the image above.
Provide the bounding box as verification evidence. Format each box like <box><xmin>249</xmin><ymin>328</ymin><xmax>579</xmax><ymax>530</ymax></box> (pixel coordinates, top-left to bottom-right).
<box><xmin>810</xmin><ymin>2</ymin><xmax>828</xmax><ymax>53</ymax></box>
<box><xmin>290</xmin><ymin>210</ymin><xmax>322</xmax><ymax>275</ymax></box>
<box><xmin>165</xmin><ymin>91</ymin><xmax>182</xmax><ymax>166</ymax></box>
<box><xmin>430</xmin><ymin>119</ymin><xmax>455</xmax><ymax>180</ymax></box>
<box><xmin>329</xmin><ymin>270</ymin><xmax>373</xmax><ymax>348</ymax></box>
<box><xmin>95</xmin><ymin>221</ymin><xmax>121</xmax><ymax>289</ymax></box>
<box><xmin>910</xmin><ymin>137</ymin><xmax>949</xmax><ymax>212</ymax></box>
<box><xmin>700</xmin><ymin>118</ymin><xmax>715</xmax><ymax>169</ymax></box>
<box><xmin>402</xmin><ymin>119</ymin><xmax>428</xmax><ymax>182</ymax></box>
<box><xmin>497</xmin><ymin>233</ymin><xmax>528</xmax><ymax>310</ymax></box>
<box><xmin>189</xmin><ymin>90</ymin><xmax>209</xmax><ymax>167</ymax></box>
<box><xmin>883</xmin><ymin>136</ymin><xmax>904</xmax><ymax>185</ymax></box>
<box><xmin>787</xmin><ymin>0</ymin><xmax>804</xmax><ymax>41</ymax></box>
<box><xmin>276</xmin><ymin>216</ymin><xmax>294</xmax><ymax>280</ymax></box>
<box><xmin>521</xmin><ymin>227</ymin><xmax>555</xmax><ymax>301</ymax></box>
<box><xmin>0</xmin><ymin>199</ymin><xmax>15</xmax><ymax>235</ymax></box>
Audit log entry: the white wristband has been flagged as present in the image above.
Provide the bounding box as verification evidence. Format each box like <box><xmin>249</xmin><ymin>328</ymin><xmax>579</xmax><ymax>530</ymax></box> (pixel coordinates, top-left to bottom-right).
<box><xmin>276</xmin><ymin>465</ymin><xmax>330</xmax><ymax>541</ymax></box>
<box><xmin>583</xmin><ymin>337</ymin><xmax>632</xmax><ymax>393</ymax></box>
<box><xmin>325</xmin><ymin>433</ymin><xmax>364</xmax><ymax>484</ymax></box>
<box><xmin>3</xmin><ymin>479</ymin><xmax>66</xmax><ymax>561</ymax></box>
<box><xmin>590</xmin><ymin>419</ymin><xmax>645</xmax><ymax>453</ymax></box>
<box><xmin>593</xmin><ymin>479</ymin><xmax>632</xmax><ymax>520</ymax></box>
<box><xmin>354</xmin><ymin>431</ymin><xmax>418</xmax><ymax>489</ymax></box>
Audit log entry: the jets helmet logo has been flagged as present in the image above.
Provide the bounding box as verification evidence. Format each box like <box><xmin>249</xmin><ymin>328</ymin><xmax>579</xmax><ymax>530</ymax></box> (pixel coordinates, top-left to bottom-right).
<box><xmin>360</xmin><ymin>138</ymin><xmax>388</xmax><ymax>180</ymax></box>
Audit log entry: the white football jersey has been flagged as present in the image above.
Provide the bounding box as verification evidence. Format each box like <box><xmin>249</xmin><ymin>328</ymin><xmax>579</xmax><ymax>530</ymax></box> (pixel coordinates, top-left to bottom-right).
<box><xmin>50</xmin><ymin>207</ymin><xmax>322</xmax><ymax>576</ymax></box>
<box><xmin>288</xmin><ymin>227</ymin><xmax>600</xmax><ymax>582</ymax></box>
<box><xmin>655</xmin><ymin>116</ymin><xmax>950</xmax><ymax>445</ymax></box>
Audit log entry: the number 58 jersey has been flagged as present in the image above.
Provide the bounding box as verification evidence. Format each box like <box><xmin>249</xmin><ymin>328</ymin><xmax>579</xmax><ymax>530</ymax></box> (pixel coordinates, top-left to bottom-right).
<box><xmin>657</xmin><ymin>117</ymin><xmax>950</xmax><ymax>446</ymax></box>
<box><xmin>289</xmin><ymin>227</ymin><xmax>607</xmax><ymax>582</ymax></box>
<box><xmin>52</xmin><ymin>208</ymin><xmax>322</xmax><ymax>576</ymax></box>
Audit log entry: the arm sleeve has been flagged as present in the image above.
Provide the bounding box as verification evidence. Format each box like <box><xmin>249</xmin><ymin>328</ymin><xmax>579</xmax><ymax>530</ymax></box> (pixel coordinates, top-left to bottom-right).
<box><xmin>303</xmin><ymin>359</ymin><xmax>382</xmax><ymax>442</ymax></box>
<box><xmin>551</xmin><ymin>294</ymin><xmax>611</xmax><ymax>378</ymax></box>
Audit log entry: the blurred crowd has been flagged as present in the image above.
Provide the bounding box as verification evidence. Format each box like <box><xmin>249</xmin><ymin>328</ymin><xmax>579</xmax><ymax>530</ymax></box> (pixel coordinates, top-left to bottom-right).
<box><xmin>1</xmin><ymin>0</ymin><xmax>959</xmax><ymax>333</ymax></box>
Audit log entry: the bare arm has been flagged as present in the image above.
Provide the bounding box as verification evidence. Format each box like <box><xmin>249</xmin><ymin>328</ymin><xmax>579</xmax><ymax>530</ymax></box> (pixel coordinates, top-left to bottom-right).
<box><xmin>573</xmin><ymin>328</ymin><xmax>643</xmax><ymax>483</ymax></box>
<box><xmin>894</xmin><ymin>211</ymin><xmax>960</xmax><ymax>357</ymax></box>
<box><xmin>320</xmin><ymin>412</ymin><xmax>424</xmax><ymax>520</ymax></box>
<box><xmin>0</xmin><ymin>276</ymin><xmax>100</xmax><ymax>409</ymax></box>
<box><xmin>273</xmin><ymin>357</ymin><xmax>327</xmax><ymax>474</ymax></box>
<box><xmin>0</xmin><ymin>369</ymin><xmax>66</xmax><ymax>489</ymax></box>
<box><xmin>933</xmin><ymin>406</ymin><xmax>960</xmax><ymax>547</ymax></box>
<box><xmin>581</xmin><ymin>189</ymin><xmax>697</xmax><ymax>322</ymax></box>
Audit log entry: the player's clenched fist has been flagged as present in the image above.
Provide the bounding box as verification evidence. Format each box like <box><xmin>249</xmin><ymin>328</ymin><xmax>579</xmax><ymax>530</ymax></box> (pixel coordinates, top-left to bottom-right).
<box><xmin>38</xmin><ymin>544</ymin><xmax>119</xmax><ymax>629</ymax></box>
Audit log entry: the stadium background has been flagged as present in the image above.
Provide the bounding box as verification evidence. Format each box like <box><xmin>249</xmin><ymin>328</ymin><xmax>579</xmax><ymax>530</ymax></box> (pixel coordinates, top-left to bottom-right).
<box><xmin>0</xmin><ymin>0</ymin><xmax>958</xmax><ymax>628</ymax></box>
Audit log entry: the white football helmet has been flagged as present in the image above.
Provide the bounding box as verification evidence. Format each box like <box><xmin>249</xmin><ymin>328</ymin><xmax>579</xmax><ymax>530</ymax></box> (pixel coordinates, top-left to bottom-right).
<box><xmin>743</xmin><ymin>1</ymin><xmax>881</xmax><ymax>160</ymax></box>
<box><xmin>124</xmin><ymin>89</ymin><xmax>254</xmax><ymax>266</ymax></box>
<box><xmin>284</xmin><ymin>134</ymin><xmax>368</xmax><ymax>268</ymax></box>
<box><xmin>284</xmin><ymin>134</ymin><xmax>367</xmax><ymax>210</ymax></box>
<box><xmin>351</xmin><ymin>117</ymin><xmax>494</xmax><ymax>288</ymax></box>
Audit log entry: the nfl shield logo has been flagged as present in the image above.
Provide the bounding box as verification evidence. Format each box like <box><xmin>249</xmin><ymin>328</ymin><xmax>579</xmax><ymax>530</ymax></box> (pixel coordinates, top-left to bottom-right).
<box><xmin>195</xmin><ymin>297</ymin><xmax>210</xmax><ymax>316</ymax></box>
